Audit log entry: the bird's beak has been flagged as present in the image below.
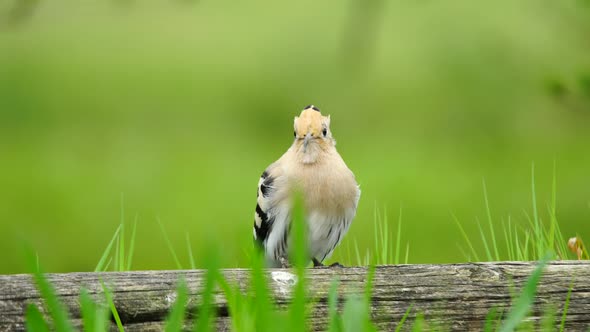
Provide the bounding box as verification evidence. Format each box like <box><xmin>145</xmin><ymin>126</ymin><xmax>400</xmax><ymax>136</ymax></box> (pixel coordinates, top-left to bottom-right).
<box><xmin>303</xmin><ymin>132</ymin><xmax>312</xmax><ymax>151</ymax></box>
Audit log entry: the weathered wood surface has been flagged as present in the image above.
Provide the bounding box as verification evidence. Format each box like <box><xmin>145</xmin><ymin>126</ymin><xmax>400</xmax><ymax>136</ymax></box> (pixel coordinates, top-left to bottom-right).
<box><xmin>1</xmin><ymin>262</ymin><xmax>589</xmax><ymax>331</ymax></box>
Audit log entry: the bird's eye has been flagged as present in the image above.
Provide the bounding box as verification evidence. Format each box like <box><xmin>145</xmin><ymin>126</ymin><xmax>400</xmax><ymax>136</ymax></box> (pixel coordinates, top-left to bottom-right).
<box><xmin>294</xmin><ymin>131</ymin><xmax>296</xmax><ymax>138</ymax></box>
<box><xmin>322</xmin><ymin>128</ymin><xmax>327</xmax><ymax>137</ymax></box>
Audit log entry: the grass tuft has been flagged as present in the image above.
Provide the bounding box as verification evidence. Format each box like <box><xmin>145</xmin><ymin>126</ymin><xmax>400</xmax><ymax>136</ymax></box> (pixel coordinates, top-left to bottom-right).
<box><xmin>456</xmin><ymin>165</ymin><xmax>572</xmax><ymax>262</ymax></box>
<box><xmin>25</xmin><ymin>304</ymin><xmax>50</xmax><ymax>332</ymax></box>
<box><xmin>164</xmin><ymin>278</ymin><xmax>189</xmax><ymax>332</ymax></box>
<box><xmin>559</xmin><ymin>281</ymin><xmax>574</xmax><ymax>332</ymax></box>
<box><xmin>394</xmin><ymin>304</ymin><xmax>414</xmax><ymax>332</ymax></box>
<box><xmin>158</xmin><ymin>217</ymin><xmax>183</xmax><ymax>270</ymax></box>
<box><xmin>79</xmin><ymin>288</ymin><xmax>109</xmax><ymax>332</ymax></box>
<box><xmin>499</xmin><ymin>254</ymin><xmax>550</xmax><ymax>332</ymax></box>
<box><xmin>100</xmin><ymin>280</ymin><xmax>124</xmax><ymax>332</ymax></box>
<box><xmin>25</xmin><ymin>247</ymin><xmax>74</xmax><ymax>332</ymax></box>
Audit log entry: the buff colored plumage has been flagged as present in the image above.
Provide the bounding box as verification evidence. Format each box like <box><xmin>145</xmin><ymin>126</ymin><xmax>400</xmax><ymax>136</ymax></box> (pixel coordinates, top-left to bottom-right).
<box><xmin>253</xmin><ymin>105</ymin><xmax>360</xmax><ymax>267</ymax></box>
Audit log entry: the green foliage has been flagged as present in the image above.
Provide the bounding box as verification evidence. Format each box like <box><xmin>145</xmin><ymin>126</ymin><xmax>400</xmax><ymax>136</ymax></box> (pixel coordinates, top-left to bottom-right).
<box><xmin>411</xmin><ymin>313</ymin><xmax>425</xmax><ymax>332</ymax></box>
<box><xmin>20</xmin><ymin>171</ymin><xmax>581</xmax><ymax>331</ymax></box>
<box><xmin>94</xmin><ymin>224</ymin><xmax>121</xmax><ymax>272</ymax></box>
<box><xmin>194</xmin><ymin>252</ymin><xmax>219</xmax><ymax>332</ymax></box>
<box><xmin>559</xmin><ymin>282</ymin><xmax>574</xmax><ymax>332</ymax></box>
<box><xmin>290</xmin><ymin>196</ymin><xmax>308</xmax><ymax>331</ymax></box>
<box><xmin>25</xmin><ymin>304</ymin><xmax>49</xmax><ymax>332</ymax></box>
<box><xmin>25</xmin><ymin>248</ymin><xmax>74</xmax><ymax>332</ymax></box>
<box><xmin>80</xmin><ymin>289</ymin><xmax>109</xmax><ymax>332</ymax></box>
<box><xmin>499</xmin><ymin>254</ymin><xmax>549</xmax><ymax>332</ymax></box>
<box><xmin>483</xmin><ymin>307</ymin><xmax>500</xmax><ymax>332</ymax></box>
<box><xmin>394</xmin><ymin>304</ymin><xmax>414</xmax><ymax>332</ymax></box>
<box><xmin>95</xmin><ymin>202</ymin><xmax>139</xmax><ymax>273</ymax></box>
<box><xmin>328</xmin><ymin>279</ymin><xmax>342</xmax><ymax>332</ymax></box>
<box><xmin>164</xmin><ymin>279</ymin><xmax>189</xmax><ymax>332</ymax></box>
<box><xmin>348</xmin><ymin>207</ymin><xmax>409</xmax><ymax>266</ymax></box>
<box><xmin>100</xmin><ymin>280</ymin><xmax>124</xmax><ymax>332</ymax></box>
<box><xmin>456</xmin><ymin>164</ymin><xmax>572</xmax><ymax>262</ymax></box>
<box><xmin>26</xmin><ymin>247</ymin><xmax>112</xmax><ymax>332</ymax></box>
<box><xmin>158</xmin><ymin>218</ymin><xmax>184</xmax><ymax>270</ymax></box>
<box><xmin>24</xmin><ymin>230</ymin><xmax>575</xmax><ymax>332</ymax></box>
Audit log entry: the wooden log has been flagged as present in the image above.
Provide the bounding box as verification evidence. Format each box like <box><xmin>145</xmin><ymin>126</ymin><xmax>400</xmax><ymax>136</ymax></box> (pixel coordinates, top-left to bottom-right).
<box><xmin>1</xmin><ymin>262</ymin><xmax>589</xmax><ymax>331</ymax></box>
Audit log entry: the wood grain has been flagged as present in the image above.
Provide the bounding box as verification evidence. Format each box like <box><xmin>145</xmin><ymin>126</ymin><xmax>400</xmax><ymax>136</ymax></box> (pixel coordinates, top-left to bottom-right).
<box><xmin>1</xmin><ymin>262</ymin><xmax>589</xmax><ymax>331</ymax></box>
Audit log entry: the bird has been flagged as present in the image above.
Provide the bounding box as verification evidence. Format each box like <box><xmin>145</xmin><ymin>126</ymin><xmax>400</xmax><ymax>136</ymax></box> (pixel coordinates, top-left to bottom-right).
<box><xmin>253</xmin><ymin>105</ymin><xmax>360</xmax><ymax>267</ymax></box>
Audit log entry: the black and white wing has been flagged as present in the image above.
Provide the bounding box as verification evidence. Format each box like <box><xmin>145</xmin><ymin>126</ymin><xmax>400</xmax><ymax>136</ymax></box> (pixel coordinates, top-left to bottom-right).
<box><xmin>252</xmin><ymin>167</ymin><xmax>290</xmax><ymax>266</ymax></box>
<box><xmin>253</xmin><ymin>170</ymin><xmax>274</xmax><ymax>248</ymax></box>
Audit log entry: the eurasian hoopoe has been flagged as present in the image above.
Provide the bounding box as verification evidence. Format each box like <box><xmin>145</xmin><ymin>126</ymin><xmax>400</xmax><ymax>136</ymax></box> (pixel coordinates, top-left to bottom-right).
<box><xmin>253</xmin><ymin>105</ymin><xmax>360</xmax><ymax>267</ymax></box>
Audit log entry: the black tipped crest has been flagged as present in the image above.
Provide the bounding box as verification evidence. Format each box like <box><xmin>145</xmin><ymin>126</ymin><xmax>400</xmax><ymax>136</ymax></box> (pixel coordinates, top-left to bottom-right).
<box><xmin>304</xmin><ymin>105</ymin><xmax>320</xmax><ymax>112</ymax></box>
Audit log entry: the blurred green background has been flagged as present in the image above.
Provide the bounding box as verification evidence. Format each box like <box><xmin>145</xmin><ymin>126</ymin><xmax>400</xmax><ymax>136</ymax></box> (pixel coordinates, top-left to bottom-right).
<box><xmin>1</xmin><ymin>0</ymin><xmax>589</xmax><ymax>274</ymax></box>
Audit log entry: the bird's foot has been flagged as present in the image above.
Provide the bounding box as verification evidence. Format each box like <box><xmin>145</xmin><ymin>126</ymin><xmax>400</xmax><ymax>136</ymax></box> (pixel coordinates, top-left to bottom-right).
<box><xmin>312</xmin><ymin>258</ymin><xmax>324</xmax><ymax>268</ymax></box>
<box><xmin>279</xmin><ymin>257</ymin><xmax>292</xmax><ymax>269</ymax></box>
<box><xmin>312</xmin><ymin>258</ymin><xmax>345</xmax><ymax>268</ymax></box>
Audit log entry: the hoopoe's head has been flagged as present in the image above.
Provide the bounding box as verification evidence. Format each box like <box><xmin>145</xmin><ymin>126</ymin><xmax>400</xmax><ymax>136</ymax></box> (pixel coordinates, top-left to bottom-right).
<box><xmin>293</xmin><ymin>105</ymin><xmax>334</xmax><ymax>163</ymax></box>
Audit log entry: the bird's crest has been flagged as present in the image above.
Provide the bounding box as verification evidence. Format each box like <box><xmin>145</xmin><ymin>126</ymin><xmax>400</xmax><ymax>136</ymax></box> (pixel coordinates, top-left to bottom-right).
<box><xmin>294</xmin><ymin>105</ymin><xmax>330</xmax><ymax>138</ymax></box>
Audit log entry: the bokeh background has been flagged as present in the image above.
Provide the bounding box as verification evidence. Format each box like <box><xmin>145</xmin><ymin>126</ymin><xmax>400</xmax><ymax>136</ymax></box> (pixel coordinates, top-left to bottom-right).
<box><xmin>1</xmin><ymin>0</ymin><xmax>589</xmax><ymax>274</ymax></box>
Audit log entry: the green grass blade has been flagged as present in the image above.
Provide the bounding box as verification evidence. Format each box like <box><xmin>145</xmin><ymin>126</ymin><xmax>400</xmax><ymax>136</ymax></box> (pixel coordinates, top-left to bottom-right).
<box><xmin>382</xmin><ymin>208</ymin><xmax>388</xmax><ymax>265</ymax></box>
<box><xmin>452</xmin><ymin>212</ymin><xmax>481</xmax><ymax>262</ymax></box>
<box><xmin>113</xmin><ymin>234</ymin><xmax>119</xmax><ymax>272</ymax></box>
<box><xmin>341</xmin><ymin>294</ymin><xmax>362</xmax><ymax>332</ymax></box>
<box><xmin>104</xmin><ymin>258</ymin><xmax>113</xmax><ymax>273</ymax></box>
<box><xmin>549</xmin><ymin>160</ymin><xmax>557</xmax><ymax>252</ymax></box>
<box><xmin>395</xmin><ymin>206</ymin><xmax>402</xmax><ymax>265</ymax></box>
<box><xmin>354</xmin><ymin>239</ymin><xmax>363</xmax><ymax>267</ymax></box>
<box><xmin>157</xmin><ymin>217</ymin><xmax>183</xmax><ymax>270</ymax></box>
<box><xmin>559</xmin><ymin>281</ymin><xmax>574</xmax><ymax>332</ymax></box>
<box><xmin>394</xmin><ymin>303</ymin><xmax>413</xmax><ymax>332</ymax></box>
<box><xmin>523</xmin><ymin>231</ymin><xmax>530</xmax><ymax>261</ymax></box>
<box><xmin>216</xmin><ymin>274</ymin><xmax>242</xmax><ymax>332</ymax></box>
<box><xmin>507</xmin><ymin>216</ymin><xmax>514</xmax><ymax>261</ymax></box>
<box><xmin>186</xmin><ymin>233</ymin><xmax>196</xmax><ymax>270</ymax></box>
<box><xmin>100</xmin><ymin>280</ymin><xmax>124</xmax><ymax>332</ymax></box>
<box><xmin>164</xmin><ymin>278</ymin><xmax>189</xmax><ymax>332</ymax></box>
<box><xmin>80</xmin><ymin>289</ymin><xmax>97</xmax><ymax>332</ymax></box>
<box><xmin>248</xmin><ymin>247</ymin><xmax>269</xmax><ymax>332</ymax></box>
<box><xmin>501</xmin><ymin>219</ymin><xmax>512</xmax><ymax>261</ymax></box>
<box><xmin>25</xmin><ymin>304</ymin><xmax>50</xmax><ymax>332</ymax></box>
<box><xmin>373</xmin><ymin>202</ymin><xmax>381</xmax><ymax>260</ymax></box>
<box><xmin>118</xmin><ymin>223</ymin><xmax>124</xmax><ymax>271</ymax></box>
<box><xmin>483</xmin><ymin>306</ymin><xmax>498</xmax><ymax>332</ymax></box>
<box><xmin>119</xmin><ymin>195</ymin><xmax>125</xmax><ymax>272</ymax></box>
<box><xmin>126</xmin><ymin>215</ymin><xmax>138</xmax><ymax>271</ymax></box>
<box><xmin>80</xmin><ymin>288</ymin><xmax>109</xmax><ymax>332</ymax></box>
<box><xmin>26</xmin><ymin>248</ymin><xmax>74</xmax><ymax>332</ymax></box>
<box><xmin>499</xmin><ymin>254</ymin><xmax>549</xmax><ymax>332</ymax></box>
<box><xmin>541</xmin><ymin>304</ymin><xmax>557</xmax><ymax>332</ymax></box>
<box><xmin>194</xmin><ymin>251</ymin><xmax>219</xmax><ymax>332</ymax></box>
<box><xmin>328</xmin><ymin>278</ymin><xmax>342</xmax><ymax>332</ymax></box>
<box><xmin>289</xmin><ymin>194</ymin><xmax>308</xmax><ymax>332</ymax></box>
<box><xmin>404</xmin><ymin>242</ymin><xmax>410</xmax><ymax>264</ymax></box>
<box><xmin>483</xmin><ymin>180</ymin><xmax>500</xmax><ymax>261</ymax></box>
<box><xmin>514</xmin><ymin>226</ymin><xmax>523</xmax><ymax>261</ymax></box>
<box><xmin>553</xmin><ymin>214</ymin><xmax>568</xmax><ymax>259</ymax></box>
<box><xmin>531</xmin><ymin>163</ymin><xmax>544</xmax><ymax>259</ymax></box>
<box><xmin>477</xmin><ymin>219</ymin><xmax>494</xmax><ymax>262</ymax></box>
<box><xmin>411</xmin><ymin>313</ymin><xmax>424</xmax><ymax>332</ymax></box>
<box><xmin>95</xmin><ymin>225</ymin><xmax>122</xmax><ymax>272</ymax></box>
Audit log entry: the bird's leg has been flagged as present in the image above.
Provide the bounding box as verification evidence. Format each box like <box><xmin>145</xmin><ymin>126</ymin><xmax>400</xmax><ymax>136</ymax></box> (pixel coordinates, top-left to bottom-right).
<box><xmin>279</xmin><ymin>257</ymin><xmax>291</xmax><ymax>269</ymax></box>
<box><xmin>312</xmin><ymin>258</ymin><xmax>345</xmax><ymax>268</ymax></box>
<box><xmin>312</xmin><ymin>258</ymin><xmax>324</xmax><ymax>268</ymax></box>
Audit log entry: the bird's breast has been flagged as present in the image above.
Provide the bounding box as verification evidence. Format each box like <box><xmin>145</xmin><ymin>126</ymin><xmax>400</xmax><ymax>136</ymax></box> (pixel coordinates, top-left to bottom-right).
<box><xmin>295</xmin><ymin>161</ymin><xmax>359</xmax><ymax>218</ymax></box>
